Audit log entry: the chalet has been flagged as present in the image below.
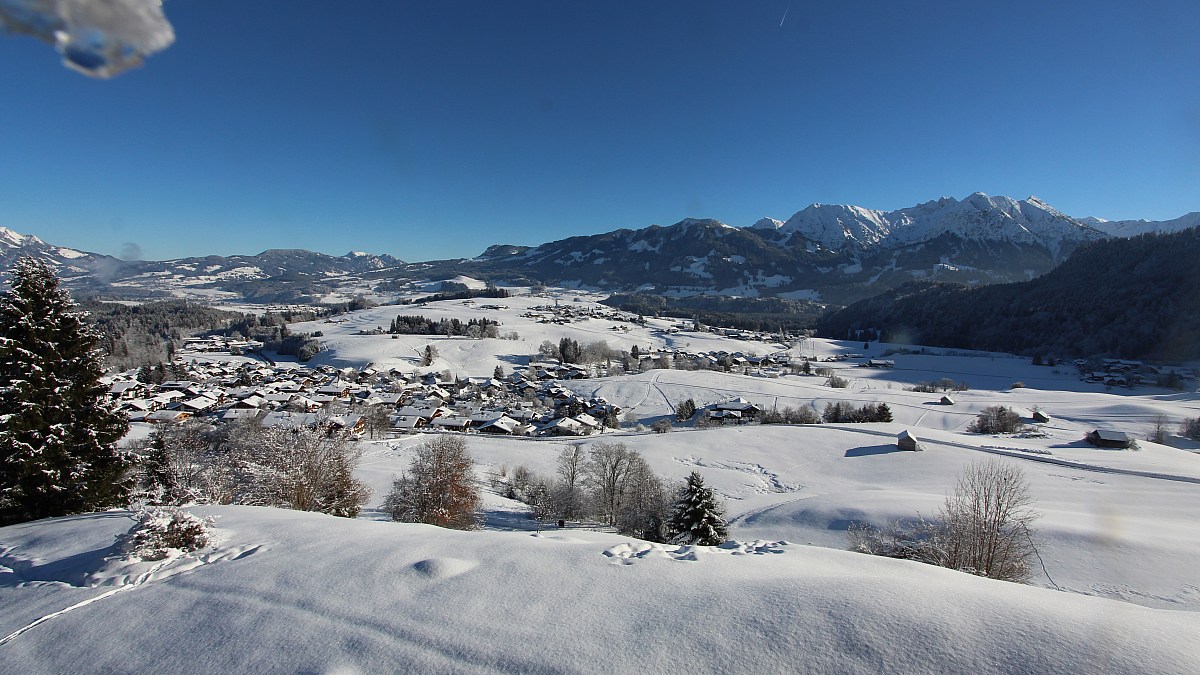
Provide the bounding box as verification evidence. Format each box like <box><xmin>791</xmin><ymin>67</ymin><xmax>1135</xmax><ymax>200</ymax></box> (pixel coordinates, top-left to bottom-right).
<box><xmin>896</xmin><ymin>430</ymin><xmax>923</xmax><ymax>452</ymax></box>
<box><xmin>431</xmin><ymin>416</ymin><xmax>471</xmax><ymax>432</ymax></box>
<box><xmin>180</xmin><ymin>396</ymin><xmax>219</xmax><ymax>413</ymax></box>
<box><xmin>1086</xmin><ymin>429</ymin><xmax>1132</xmax><ymax>449</ymax></box>
<box><xmin>316</xmin><ymin>382</ymin><xmax>352</xmax><ymax>398</ymax></box>
<box><xmin>476</xmin><ymin>415</ymin><xmax>520</xmax><ymax>435</ymax></box>
<box><xmin>261</xmin><ymin>411</ymin><xmax>321</xmax><ymax>429</ymax></box>
<box><xmin>707</xmin><ymin>409</ymin><xmax>743</xmax><ymax>424</ymax></box>
<box><xmin>327</xmin><ymin>414</ymin><xmax>366</xmax><ymax>435</ymax></box>
<box><xmin>221</xmin><ymin>408</ymin><xmax>261</xmax><ymax>422</ymax></box>
<box><xmin>544</xmin><ymin>417</ymin><xmax>587</xmax><ymax>436</ymax></box>
<box><xmin>574</xmin><ymin>413</ymin><xmax>603</xmax><ymax>433</ymax></box>
<box><xmin>145</xmin><ymin>409</ymin><xmax>191</xmax><ymax>424</ymax></box>
<box><xmin>713</xmin><ymin>397</ymin><xmax>761</xmax><ymax>419</ymax></box>
<box><xmin>120</xmin><ymin>399</ymin><xmax>154</xmax><ymax>415</ymax></box>
<box><xmin>108</xmin><ymin>380</ymin><xmax>142</xmax><ymax>399</ymax></box>
<box><xmin>391</xmin><ymin>414</ymin><xmax>425</xmax><ymax>431</ymax></box>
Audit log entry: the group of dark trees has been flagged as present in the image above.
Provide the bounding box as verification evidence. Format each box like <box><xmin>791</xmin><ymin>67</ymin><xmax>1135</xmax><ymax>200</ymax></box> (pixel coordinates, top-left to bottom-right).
<box><xmin>436</xmin><ymin>442</ymin><xmax>728</xmax><ymax>545</ymax></box>
<box><xmin>537</xmin><ymin>338</ymin><xmax>617</xmax><ymax>366</ymax></box>
<box><xmin>603</xmin><ymin>293</ymin><xmax>824</xmax><ymax>333</ymax></box>
<box><xmin>968</xmin><ymin>406</ymin><xmax>1024</xmax><ymax>434</ymax></box>
<box><xmin>396</xmin><ymin>282</ymin><xmax>510</xmax><ymax>306</ymax></box>
<box><xmin>820</xmin><ymin>228</ymin><xmax>1200</xmax><ymax>361</ymax></box>
<box><xmin>81</xmin><ymin>299</ymin><xmax>247</xmax><ymax>370</ymax></box>
<box><xmin>820</xmin><ymin>402</ymin><xmax>894</xmax><ymax>424</ymax></box>
<box><xmin>389</xmin><ymin>315</ymin><xmax>500</xmax><ymax>338</ymax></box>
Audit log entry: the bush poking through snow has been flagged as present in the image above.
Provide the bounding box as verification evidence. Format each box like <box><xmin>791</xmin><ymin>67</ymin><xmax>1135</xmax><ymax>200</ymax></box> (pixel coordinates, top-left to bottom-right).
<box><xmin>1183</xmin><ymin>417</ymin><xmax>1200</xmax><ymax>442</ymax></box>
<box><xmin>123</xmin><ymin>508</ymin><xmax>213</xmax><ymax>561</ymax></box>
<box><xmin>968</xmin><ymin>406</ymin><xmax>1024</xmax><ymax>434</ymax></box>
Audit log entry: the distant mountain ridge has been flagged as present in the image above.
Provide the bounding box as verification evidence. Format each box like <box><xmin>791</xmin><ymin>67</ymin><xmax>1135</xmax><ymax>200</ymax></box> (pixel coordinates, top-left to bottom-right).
<box><xmin>2</xmin><ymin>193</ymin><xmax>1196</xmax><ymax>304</ymax></box>
<box><xmin>469</xmin><ymin>193</ymin><xmax>1135</xmax><ymax>303</ymax></box>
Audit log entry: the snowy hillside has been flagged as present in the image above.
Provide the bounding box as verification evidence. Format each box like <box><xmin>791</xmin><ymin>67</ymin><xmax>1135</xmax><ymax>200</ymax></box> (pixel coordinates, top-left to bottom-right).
<box><xmin>4</xmin><ymin>289</ymin><xmax>1200</xmax><ymax>672</ymax></box>
<box><xmin>2</xmin><ymin>506</ymin><xmax>1197</xmax><ymax>674</ymax></box>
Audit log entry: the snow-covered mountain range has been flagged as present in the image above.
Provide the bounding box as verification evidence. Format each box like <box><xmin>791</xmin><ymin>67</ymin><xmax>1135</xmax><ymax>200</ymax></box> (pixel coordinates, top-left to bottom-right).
<box><xmin>2</xmin><ymin>194</ymin><xmax>1196</xmax><ymax>305</ymax></box>
<box><xmin>753</xmin><ymin>193</ymin><xmax>1097</xmax><ymax>256</ymax></box>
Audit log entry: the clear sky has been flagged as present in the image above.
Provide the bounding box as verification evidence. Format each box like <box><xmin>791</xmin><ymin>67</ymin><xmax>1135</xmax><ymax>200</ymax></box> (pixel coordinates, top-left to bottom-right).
<box><xmin>1</xmin><ymin>1</ymin><xmax>1197</xmax><ymax>262</ymax></box>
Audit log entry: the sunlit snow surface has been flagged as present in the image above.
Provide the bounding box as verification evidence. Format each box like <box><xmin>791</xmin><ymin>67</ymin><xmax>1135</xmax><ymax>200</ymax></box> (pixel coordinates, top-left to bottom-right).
<box><xmin>0</xmin><ymin>0</ymin><xmax>173</xmax><ymax>77</ymax></box>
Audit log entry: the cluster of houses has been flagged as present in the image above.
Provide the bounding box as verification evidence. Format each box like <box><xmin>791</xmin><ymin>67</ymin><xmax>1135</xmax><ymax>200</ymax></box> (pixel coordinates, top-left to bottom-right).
<box><xmin>1076</xmin><ymin>359</ymin><xmax>1197</xmax><ymax>389</ymax></box>
<box><xmin>106</xmin><ymin>359</ymin><xmax>633</xmax><ymax>438</ymax></box>
<box><xmin>106</xmin><ymin>352</ymin><xmax>780</xmax><ymax>437</ymax></box>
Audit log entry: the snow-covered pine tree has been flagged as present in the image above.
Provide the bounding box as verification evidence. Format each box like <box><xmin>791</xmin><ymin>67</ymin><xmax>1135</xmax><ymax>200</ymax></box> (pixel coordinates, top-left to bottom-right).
<box><xmin>0</xmin><ymin>257</ymin><xmax>132</xmax><ymax>525</ymax></box>
<box><xmin>667</xmin><ymin>471</ymin><xmax>728</xmax><ymax>546</ymax></box>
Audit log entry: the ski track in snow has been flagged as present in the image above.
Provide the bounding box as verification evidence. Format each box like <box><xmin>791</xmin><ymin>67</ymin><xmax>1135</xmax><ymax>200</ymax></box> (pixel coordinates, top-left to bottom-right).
<box><xmin>674</xmin><ymin>456</ymin><xmax>802</xmax><ymax>496</ymax></box>
<box><xmin>0</xmin><ymin>543</ymin><xmax>262</xmax><ymax>648</ymax></box>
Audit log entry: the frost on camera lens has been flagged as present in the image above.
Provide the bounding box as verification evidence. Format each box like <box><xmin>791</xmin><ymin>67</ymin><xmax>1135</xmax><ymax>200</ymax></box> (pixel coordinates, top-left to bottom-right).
<box><xmin>0</xmin><ymin>0</ymin><xmax>174</xmax><ymax>78</ymax></box>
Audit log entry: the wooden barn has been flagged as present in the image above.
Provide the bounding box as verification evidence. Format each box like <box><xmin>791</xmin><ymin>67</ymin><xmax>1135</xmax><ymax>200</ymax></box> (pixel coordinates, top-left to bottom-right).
<box><xmin>896</xmin><ymin>429</ymin><xmax>923</xmax><ymax>452</ymax></box>
<box><xmin>1086</xmin><ymin>429</ymin><xmax>1132</xmax><ymax>449</ymax></box>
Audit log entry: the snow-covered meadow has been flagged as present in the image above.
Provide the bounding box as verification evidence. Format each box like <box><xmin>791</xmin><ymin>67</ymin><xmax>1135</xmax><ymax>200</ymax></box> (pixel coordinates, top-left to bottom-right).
<box><xmin>3</xmin><ymin>287</ymin><xmax>1199</xmax><ymax>672</ymax></box>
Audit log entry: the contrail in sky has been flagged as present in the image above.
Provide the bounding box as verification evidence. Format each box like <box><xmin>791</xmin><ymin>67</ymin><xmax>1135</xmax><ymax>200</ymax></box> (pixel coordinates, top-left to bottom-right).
<box><xmin>780</xmin><ymin>3</ymin><xmax>790</xmax><ymax>27</ymax></box>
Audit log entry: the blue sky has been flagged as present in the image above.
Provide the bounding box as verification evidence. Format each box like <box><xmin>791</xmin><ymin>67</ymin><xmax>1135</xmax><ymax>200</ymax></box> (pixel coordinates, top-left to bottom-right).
<box><xmin>1</xmin><ymin>1</ymin><xmax>1197</xmax><ymax>262</ymax></box>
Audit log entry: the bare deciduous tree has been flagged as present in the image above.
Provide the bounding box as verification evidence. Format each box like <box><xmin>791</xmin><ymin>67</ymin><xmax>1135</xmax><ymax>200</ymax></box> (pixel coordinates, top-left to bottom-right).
<box><xmin>228</xmin><ymin>422</ymin><xmax>371</xmax><ymax>518</ymax></box>
<box><xmin>554</xmin><ymin>444</ymin><xmax>585</xmax><ymax>519</ymax></box>
<box><xmin>385</xmin><ymin>435</ymin><xmax>480</xmax><ymax>530</ymax></box>
<box><xmin>934</xmin><ymin>460</ymin><xmax>1040</xmax><ymax>582</ymax></box>
<box><xmin>849</xmin><ymin>460</ymin><xmax>1041</xmax><ymax>583</ymax></box>
<box><xmin>584</xmin><ymin>442</ymin><xmax>635</xmax><ymax>526</ymax></box>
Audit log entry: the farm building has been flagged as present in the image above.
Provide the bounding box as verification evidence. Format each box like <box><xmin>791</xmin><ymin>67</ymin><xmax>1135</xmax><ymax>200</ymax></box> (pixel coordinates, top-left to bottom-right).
<box><xmin>896</xmin><ymin>430</ymin><xmax>923</xmax><ymax>452</ymax></box>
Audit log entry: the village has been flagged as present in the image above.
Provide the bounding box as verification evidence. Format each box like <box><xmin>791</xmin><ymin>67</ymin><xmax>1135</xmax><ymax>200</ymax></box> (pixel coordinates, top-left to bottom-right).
<box><xmin>105</xmin><ymin>346</ymin><xmax>776</xmax><ymax>439</ymax></box>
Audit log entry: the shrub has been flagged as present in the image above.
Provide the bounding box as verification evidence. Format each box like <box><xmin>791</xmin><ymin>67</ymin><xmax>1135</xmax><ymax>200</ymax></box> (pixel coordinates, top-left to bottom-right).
<box><xmin>827</xmin><ymin>375</ymin><xmax>849</xmax><ymax>388</ymax></box>
<box><xmin>676</xmin><ymin>398</ymin><xmax>697</xmax><ymax>422</ymax></box>
<box><xmin>651</xmin><ymin>418</ymin><xmax>673</xmax><ymax>433</ymax></box>
<box><xmin>968</xmin><ymin>406</ymin><xmax>1023</xmax><ymax>434</ymax></box>
<box><xmin>1011</xmin><ymin>381</ymin><xmax>1025</xmax><ymax>389</ymax></box>
<box><xmin>123</xmin><ymin>508</ymin><xmax>212</xmax><ymax>561</ymax></box>
<box><xmin>1183</xmin><ymin>417</ymin><xmax>1200</xmax><ymax>441</ymax></box>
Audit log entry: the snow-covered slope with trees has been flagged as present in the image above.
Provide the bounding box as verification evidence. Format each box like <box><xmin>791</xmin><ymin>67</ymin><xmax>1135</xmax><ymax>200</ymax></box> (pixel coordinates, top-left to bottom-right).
<box><xmin>1</xmin><ymin>506</ymin><xmax>1197</xmax><ymax>674</ymax></box>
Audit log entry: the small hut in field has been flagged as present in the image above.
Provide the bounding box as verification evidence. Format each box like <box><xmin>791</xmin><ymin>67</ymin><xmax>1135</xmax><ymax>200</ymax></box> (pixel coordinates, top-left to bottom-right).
<box><xmin>897</xmin><ymin>429</ymin><xmax>923</xmax><ymax>452</ymax></box>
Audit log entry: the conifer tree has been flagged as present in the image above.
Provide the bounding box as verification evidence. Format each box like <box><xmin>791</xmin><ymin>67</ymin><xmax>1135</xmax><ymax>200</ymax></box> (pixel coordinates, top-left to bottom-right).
<box><xmin>0</xmin><ymin>258</ymin><xmax>132</xmax><ymax>525</ymax></box>
<box><xmin>667</xmin><ymin>471</ymin><xmax>728</xmax><ymax>546</ymax></box>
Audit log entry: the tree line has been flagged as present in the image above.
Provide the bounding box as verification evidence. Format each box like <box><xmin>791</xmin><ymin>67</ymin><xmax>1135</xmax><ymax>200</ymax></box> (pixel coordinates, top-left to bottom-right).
<box><xmin>385</xmin><ymin>437</ymin><xmax>728</xmax><ymax>546</ymax></box>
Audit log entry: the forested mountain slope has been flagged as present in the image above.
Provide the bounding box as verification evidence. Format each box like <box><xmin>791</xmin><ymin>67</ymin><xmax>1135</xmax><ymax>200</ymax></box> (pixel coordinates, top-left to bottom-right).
<box><xmin>818</xmin><ymin>228</ymin><xmax>1200</xmax><ymax>361</ymax></box>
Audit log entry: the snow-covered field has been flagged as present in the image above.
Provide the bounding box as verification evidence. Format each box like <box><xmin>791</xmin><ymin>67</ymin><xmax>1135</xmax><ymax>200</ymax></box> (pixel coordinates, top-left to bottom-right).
<box><xmin>4</xmin><ymin>289</ymin><xmax>1199</xmax><ymax>672</ymax></box>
